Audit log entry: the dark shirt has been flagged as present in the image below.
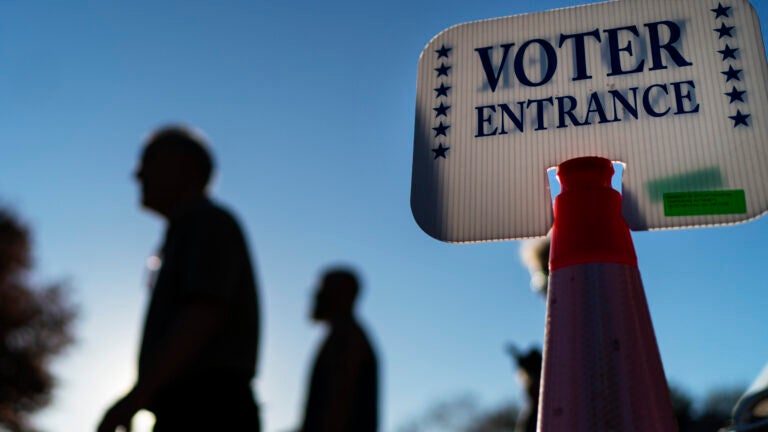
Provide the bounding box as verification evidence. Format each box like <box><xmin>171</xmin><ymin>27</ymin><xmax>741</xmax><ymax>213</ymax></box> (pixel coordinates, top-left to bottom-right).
<box><xmin>302</xmin><ymin>319</ymin><xmax>378</xmax><ymax>432</ymax></box>
<box><xmin>138</xmin><ymin>197</ymin><xmax>260</xmax><ymax>409</ymax></box>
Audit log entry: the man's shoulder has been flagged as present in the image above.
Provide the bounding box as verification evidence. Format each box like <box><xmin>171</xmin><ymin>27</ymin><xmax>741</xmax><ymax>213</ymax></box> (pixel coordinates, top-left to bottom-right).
<box><xmin>188</xmin><ymin>198</ymin><xmax>243</xmax><ymax>229</ymax></box>
<box><xmin>333</xmin><ymin>321</ymin><xmax>376</xmax><ymax>352</ymax></box>
<box><xmin>167</xmin><ymin>199</ymin><xmax>248</xmax><ymax>248</ymax></box>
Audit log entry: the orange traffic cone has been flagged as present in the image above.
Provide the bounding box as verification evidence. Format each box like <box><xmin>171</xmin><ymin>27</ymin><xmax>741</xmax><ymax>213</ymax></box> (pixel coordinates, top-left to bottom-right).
<box><xmin>538</xmin><ymin>157</ymin><xmax>676</xmax><ymax>431</ymax></box>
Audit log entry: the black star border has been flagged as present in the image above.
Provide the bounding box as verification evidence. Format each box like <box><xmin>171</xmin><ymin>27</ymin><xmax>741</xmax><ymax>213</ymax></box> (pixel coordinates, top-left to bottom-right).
<box><xmin>431</xmin><ymin>143</ymin><xmax>449</xmax><ymax>159</ymax></box>
<box><xmin>433</xmin><ymin>102</ymin><xmax>450</xmax><ymax>118</ymax></box>
<box><xmin>724</xmin><ymin>87</ymin><xmax>746</xmax><ymax>104</ymax></box>
<box><xmin>434</xmin><ymin>83</ymin><xmax>451</xmax><ymax>98</ymax></box>
<box><xmin>714</xmin><ymin>22</ymin><xmax>735</xmax><ymax>39</ymax></box>
<box><xmin>432</xmin><ymin>121</ymin><xmax>450</xmax><ymax>137</ymax></box>
<box><xmin>729</xmin><ymin>110</ymin><xmax>750</xmax><ymax>127</ymax></box>
<box><xmin>722</xmin><ymin>65</ymin><xmax>742</xmax><ymax>82</ymax></box>
<box><xmin>435</xmin><ymin>44</ymin><xmax>452</xmax><ymax>59</ymax></box>
<box><xmin>718</xmin><ymin>44</ymin><xmax>739</xmax><ymax>61</ymax></box>
<box><xmin>434</xmin><ymin>63</ymin><xmax>451</xmax><ymax>78</ymax></box>
<box><xmin>711</xmin><ymin>3</ymin><xmax>731</xmax><ymax>19</ymax></box>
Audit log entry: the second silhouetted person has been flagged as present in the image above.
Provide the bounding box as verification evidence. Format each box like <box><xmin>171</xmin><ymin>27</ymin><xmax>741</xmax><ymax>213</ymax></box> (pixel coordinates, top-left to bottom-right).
<box><xmin>300</xmin><ymin>268</ymin><xmax>379</xmax><ymax>432</ymax></box>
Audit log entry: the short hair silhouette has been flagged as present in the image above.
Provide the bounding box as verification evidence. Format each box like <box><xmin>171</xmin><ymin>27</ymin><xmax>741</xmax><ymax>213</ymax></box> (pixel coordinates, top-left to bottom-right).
<box><xmin>142</xmin><ymin>125</ymin><xmax>215</xmax><ymax>190</ymax></box>
<box><xmin>317</xmin><ymin>269</ymin><xmax>359</xmax><ymax>314</ymax></box>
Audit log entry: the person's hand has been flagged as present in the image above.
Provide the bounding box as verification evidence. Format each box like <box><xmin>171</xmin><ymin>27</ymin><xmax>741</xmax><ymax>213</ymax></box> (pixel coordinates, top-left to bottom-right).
<box><xmin>97</xmin><ymin>390</ymin><xmax>143</xmax><ymax>432</ymax></box>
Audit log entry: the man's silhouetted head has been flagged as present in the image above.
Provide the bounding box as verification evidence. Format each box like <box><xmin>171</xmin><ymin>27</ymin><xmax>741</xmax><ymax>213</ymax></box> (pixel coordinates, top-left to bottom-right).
<box><xmin>312</xmin><ymin>268</ymin><xmax>359</xmax><ymax>323</ymax></box>
<box><xmin>135</xmin><ymin>126</ymin><xmax>214</xmax><ymax>218</ymax></box>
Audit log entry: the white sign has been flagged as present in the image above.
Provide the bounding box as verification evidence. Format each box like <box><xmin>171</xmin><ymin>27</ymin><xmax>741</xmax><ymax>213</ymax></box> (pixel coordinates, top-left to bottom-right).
<box><xmin>411</xmin><ymin>0</ymin><xmax>768</xmax><ymax>242</ymax></box>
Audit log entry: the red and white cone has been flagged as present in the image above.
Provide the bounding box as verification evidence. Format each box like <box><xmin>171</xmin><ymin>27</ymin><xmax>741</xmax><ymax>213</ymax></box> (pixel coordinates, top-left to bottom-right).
<box><xmin>538</xmin><ymin>157</ymin><xmax>677</xmax><ymax>431</ymax></box>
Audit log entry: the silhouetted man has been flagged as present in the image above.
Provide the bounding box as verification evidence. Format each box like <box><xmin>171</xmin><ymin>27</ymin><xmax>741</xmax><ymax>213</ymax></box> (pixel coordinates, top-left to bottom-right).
<box><xmin>300</xmin><ymin>268</ymin><xmax>378</xmax><ymax>432</ymax></box>
<box><xmin>98</xmin><ymin>126</ymin><xmax>261</xmax><ymax>431</ymax></box>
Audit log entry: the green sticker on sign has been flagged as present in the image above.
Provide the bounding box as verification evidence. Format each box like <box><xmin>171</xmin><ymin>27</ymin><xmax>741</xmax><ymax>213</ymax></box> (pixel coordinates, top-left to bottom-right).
<box><xmin>663</xmin><ymin>190</ymin><xmax>747</xmax><ymax>217</ymax></box>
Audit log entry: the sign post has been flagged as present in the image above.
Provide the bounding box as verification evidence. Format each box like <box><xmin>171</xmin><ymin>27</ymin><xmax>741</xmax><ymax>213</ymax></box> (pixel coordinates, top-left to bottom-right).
<box><xmin>411</xmin><ymin>0</ymin><xmax>768</xmax><ymax>429</ymax></box>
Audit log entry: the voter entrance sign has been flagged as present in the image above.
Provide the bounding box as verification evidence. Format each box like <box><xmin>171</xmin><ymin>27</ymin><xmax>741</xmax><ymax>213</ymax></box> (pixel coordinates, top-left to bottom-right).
<box><xmin>410</xmin><ymin>0</ymin><xmax>768</xmax><ymax>242</ymax></box>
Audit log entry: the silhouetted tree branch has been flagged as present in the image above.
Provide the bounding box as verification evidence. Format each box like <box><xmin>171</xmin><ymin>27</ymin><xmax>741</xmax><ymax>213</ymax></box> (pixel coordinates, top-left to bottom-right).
<box><xmin>0</xmin><ymin>208</ymin><xmax>76</xmax><ymax>432</ymax></box>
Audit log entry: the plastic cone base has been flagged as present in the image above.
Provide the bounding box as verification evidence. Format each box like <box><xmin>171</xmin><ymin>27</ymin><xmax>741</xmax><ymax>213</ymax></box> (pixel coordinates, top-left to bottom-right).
<box><xmin>538</xmin><ymin>263</ymin><xmax>677</xmax><ymax>431</ymax></box>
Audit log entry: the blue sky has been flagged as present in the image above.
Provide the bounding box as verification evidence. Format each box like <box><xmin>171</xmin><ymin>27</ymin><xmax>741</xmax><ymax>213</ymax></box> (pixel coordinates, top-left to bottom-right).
<box><xmin>0</xmin><ymin>1</ymin><xmax>766</xmax><ymax>431</ymax></box>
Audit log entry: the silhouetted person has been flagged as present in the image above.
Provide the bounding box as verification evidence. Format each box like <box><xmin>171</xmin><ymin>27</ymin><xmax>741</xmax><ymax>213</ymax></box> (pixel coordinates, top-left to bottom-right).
<box><xmin>300</xmin><ymin>268</ymin><xmax>378</xmax><ymax>432</ymax></box>
<box><xmin>507</xmin><ymin>345</ymin><xmax>542</xmax><ymax>432</ymax></box>
<box><xmin>98</xmin><ymin>126</ymin><xmax>261</xmax><ymax>432</ymax></box>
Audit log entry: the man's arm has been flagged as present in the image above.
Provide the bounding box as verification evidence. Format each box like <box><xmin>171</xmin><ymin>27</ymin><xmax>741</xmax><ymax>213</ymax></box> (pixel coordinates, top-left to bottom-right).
<box><xmin>97</xmin><ymin>301</ymin><xmax>224</xmax><ymax>432</ymax></box>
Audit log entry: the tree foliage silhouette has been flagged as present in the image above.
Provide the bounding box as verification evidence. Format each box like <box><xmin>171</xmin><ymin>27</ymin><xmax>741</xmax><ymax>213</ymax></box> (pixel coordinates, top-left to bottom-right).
<box><xmin>0</xmin><ymin>208</ymin><xmax>76</xmax><ymax>431</ymax></box>
<box><xmin>397</xmin><ymin>385</ymin><xmax>744</xmax><ymax>432</ymax></box>
<box><xmin>396</xmin><ymin>394</ymin><xmax>519</xmax><ymax>432</ymax></box>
